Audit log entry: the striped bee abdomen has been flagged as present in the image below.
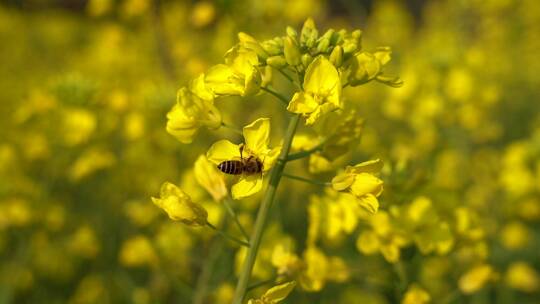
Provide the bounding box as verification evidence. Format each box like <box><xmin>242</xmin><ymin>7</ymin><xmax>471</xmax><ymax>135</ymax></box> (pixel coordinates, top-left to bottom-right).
<box><xmin>218</xmin><ymin>160</ymin><xmax>244</xmax><ymax>175</ymax></box>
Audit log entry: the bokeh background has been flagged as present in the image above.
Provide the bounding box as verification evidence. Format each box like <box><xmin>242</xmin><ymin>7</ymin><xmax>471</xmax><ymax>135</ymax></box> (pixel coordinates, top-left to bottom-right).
<box><xmin>1</xmin><ymin>0</ymin><xmax>540</xmax><ymax>303</ymax></box>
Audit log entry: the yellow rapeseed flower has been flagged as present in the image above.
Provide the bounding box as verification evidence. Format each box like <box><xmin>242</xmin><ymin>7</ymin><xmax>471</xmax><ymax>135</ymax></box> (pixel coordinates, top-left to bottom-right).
<box><xmin>205</xmin><ymin>46</ymin><xmax>261</xmax><ymax>97</ymax></box>
<box><xmin>166</xmin><ymin>76</ymin><xmax>221</xmax><ymax>144</ymax></box>
<box><xmin>287</xmin><ymin>56</ymin><xmax>342</xmax><ymax>125</ymax></box>
<box><xmin>332</xmin><ymin>159</ymin><xmax>383</xmax><ymax>213</ymax></box>
<box><xmin>207</xmin><ymin>118</ymin><xmax>281</xmax><ymax>199</ymax></box>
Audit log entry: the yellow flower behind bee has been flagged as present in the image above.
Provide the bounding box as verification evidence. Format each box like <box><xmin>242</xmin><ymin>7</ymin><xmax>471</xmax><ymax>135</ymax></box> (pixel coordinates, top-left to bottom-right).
<box><xmin>194</xmin><ymin>155</ymin><xmax>228</xmax><ymax>201</ymax></box>
<box><xmin>332</xmin><ymin>159</ymin><xmax>383</xmax><ymax>213</ymax></box>
<box><xmin>207</xmin><ymin>118</ymin><xmax>281</xmax><ymax>200</ymax></box>
<box><xmin>287</xmin><ymin>56</ymin><xmax>342</xmax><ymax>125</ymax></box>
<box><xmin>151</xmin><ymin>182</ymin><xmax>208</xmax><ymax>227</ymax></box>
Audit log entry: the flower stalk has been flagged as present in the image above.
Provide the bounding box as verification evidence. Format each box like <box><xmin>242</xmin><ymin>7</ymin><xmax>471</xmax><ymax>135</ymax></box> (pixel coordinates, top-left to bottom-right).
<box><xmin>223</xmin><ymin>196</ymin><xmax>250</xmax><ymax>242</ymax></box>
<box><xmin>232</xmin><ymin>114</ymin><xmax>300</xmax><ymax>304</ymax></box>
<box><xmin>206</xmin><ymin>221</ymin><xmax>250</xmax><ymax>247</ymax></box>
<box><xmin>282</xmin><ymin>172</ymin><xmax>331</xmax><ymax>186</ymax></box>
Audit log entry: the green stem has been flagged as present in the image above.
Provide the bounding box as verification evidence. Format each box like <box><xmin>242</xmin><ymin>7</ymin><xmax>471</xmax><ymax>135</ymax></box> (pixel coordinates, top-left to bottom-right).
<box><xmin>192</xmin><ymin>224</ymin><xmax>226</xmax><ymax>304</ymax></box>
<box><xmin>232</xmin><ymin>114</ymin><xmax>301</xmax><ymax>304</ymax></box>
<box><xmin>286</xmin><ymin>139</ymin><xmax>326</xmax><ymax>161</ymax></box>
<box><xmin>282</xmin><ymin>173</ymin><xmax>331</xmax><ymax>186</ymax></box>
<box><xmin>206</xmin><ymin>222</ymin><xmax>250</xmax><ymax>247</ymax></box>
<box><xmin>273</xmin><ymin>67</ymin><xmax>301</xmax><ymax>89</ymax></box>
<box><xmin>393</xmin><ymin>261</ymin><xmax>408</xmax><ymax>298</ymax></box>
<box><xmin>275</xmin><ymin>68</ymin><xmax>294</xmax><ymax>84</ymax></box>
<box><xmin>223</xmin><ymin>197</ymin><xmax>250</xmax><ymax>242</ymax></box>
<box><xmin>261</xmin><ymin>87</ymin><xmax>290</xmax><ymax>106</ymax></box>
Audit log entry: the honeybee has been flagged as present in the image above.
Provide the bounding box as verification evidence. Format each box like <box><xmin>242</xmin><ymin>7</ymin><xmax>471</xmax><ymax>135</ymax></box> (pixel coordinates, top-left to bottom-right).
<box><xmin>217</xmin><ymin>144</ymin><xmax>263</xmax><ymax>176</ymax></box>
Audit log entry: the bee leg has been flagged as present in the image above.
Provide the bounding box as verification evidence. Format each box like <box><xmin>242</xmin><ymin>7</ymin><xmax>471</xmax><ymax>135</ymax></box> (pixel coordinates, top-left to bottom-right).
<box><xmin>239</xmin><ymin>143</ymin><xmax>245</xmax><ymax>160</ymax></box>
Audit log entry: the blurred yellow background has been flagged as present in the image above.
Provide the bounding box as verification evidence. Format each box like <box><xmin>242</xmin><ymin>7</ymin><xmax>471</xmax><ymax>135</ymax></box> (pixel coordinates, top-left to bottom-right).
<box><xmin>1</xmin><ymin>0</ymin><xmax>540</xmax><ymax>303</ymax></box>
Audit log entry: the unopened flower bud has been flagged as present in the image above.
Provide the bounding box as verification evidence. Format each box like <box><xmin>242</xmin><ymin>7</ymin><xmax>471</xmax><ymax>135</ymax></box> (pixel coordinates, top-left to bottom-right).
<box><xmin>267</xmin><ymin>55</ymin><xmax>288</xmax><ymax>68</ymax></box>
<box><xmin>330</xmin><ymin>45</ymin><xmax>343</xmax><ymax>67</ymax></box>
<box><xmin>300</xmin><ymin>18</ymin><xmax>319</xmax><ymax>48</ymax></box>
<box><xmin>301</xmin><ymin>53</ymin><xmax>313</xmax><ymax>69</ymax></box>
<box><xmin>152</xmin><ymin>182</ymin><xmax>208</xmax><ymax>226</ymax></box>
<box><xmin>284</xmin><ymin>36</ymin><xmax>301</xmax><ymax>66</ymax></box>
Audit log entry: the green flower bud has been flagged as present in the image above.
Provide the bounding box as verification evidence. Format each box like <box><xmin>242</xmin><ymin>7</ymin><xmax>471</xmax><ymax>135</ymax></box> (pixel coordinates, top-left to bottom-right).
<box><xmin>284</xmin><ymin>36</ymin><xmax>301</xmax><ymax>66</ymax></box>
<box><xmin>286</xmin><ymin>26</ymin><xmax>298</xmax><ymax>40</ymax></box>
<box><xmin>261</xmin><ymin>38</ymin><xmax>283</xmax><ymax>56</ymax></box>
<box><xmin>238</xmin><ymin>33</ymin><xmax>268</xmax><ymax>60</ymax></box>
<box><xmin>321</xmin><ymin>29</ymin><xmax>335</xmax><ymax>40</ymax></box>
<box><xmin>301</xmin><ymin>53</ymin><xmax>313</xmax><ymax>69</ymax></box>
<box><xmin>343</xmin><ymin>41</ymin><xmax>357</xmax><ymax>54</ymax></box>
<box><xmin>332</xmin><ymin>29</ymin><xmax>346</xmax><ymax>45</ymax></box>
<box><xmin>266</xmin><ymin>55</ymin><xmax>288</xmax><ymax>68</ymax></box>
<box><xmin>330</xmin><ymin>45</ymin><xmax>344</xmax><ymax>67</ymax></box>
<box><xmin>300</xmin><ymin>18</ymin><xmax>319</xmax><ymax>49</ymax></box>
<box><xmin>316</xmin><ymin>37</ymin><xmax>331</xmax><ymax>54</ymax></box>
<box><xmin>352</xmin><ymin>29</ymin><xmax>362</xmax><ymax>50</ymax></box>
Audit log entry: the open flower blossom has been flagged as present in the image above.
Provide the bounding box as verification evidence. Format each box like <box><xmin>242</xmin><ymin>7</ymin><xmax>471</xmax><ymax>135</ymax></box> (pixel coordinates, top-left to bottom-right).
<box><xmin>247</xmin><ymin>281</ymin><xmax>296</xmax><ymax>304</ymax></box>
<box><xmin>151</xmin><ymin>182</ymin><xmax>208</xmax><ymax>227</ymax></box>
<box><xmin>205</xmin><ymin>46</ymin><xmax>261</xmax><ymax>97</ymax></box>
<box><xmin>348</xmin><ymin>47</ymin><xmax>403</xmax><ymax>87</ymax></box>
<box><xmin>287</xmin><ymin>56</ymin><xmax>342</xmax><ymax>125</ymax></box>
<box><xmin>207</xmin><ymin>118</ymin><xmax>281</xmax><ymax>199</ymax></box>
<box><xmin>331</xmin><ymin>159</ymin><xmax>383</xmax><ymax>213</ymax></box>
<box><xmin>166</xmin><ymin>75</ymin><xmax>221</xmax><ymax>144</ymax></box>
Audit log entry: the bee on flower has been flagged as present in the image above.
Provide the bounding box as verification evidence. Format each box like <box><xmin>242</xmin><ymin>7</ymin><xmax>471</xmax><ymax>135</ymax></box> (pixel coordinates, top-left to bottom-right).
<box><xmin>207</xmin><ymin>118</ymin><xmax>281</xmax><ymax>199</ymax></box>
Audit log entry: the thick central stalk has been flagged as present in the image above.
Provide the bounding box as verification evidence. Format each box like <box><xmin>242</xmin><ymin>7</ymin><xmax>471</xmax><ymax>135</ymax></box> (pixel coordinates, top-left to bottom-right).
<box><xmin>232</xmin><ymin>114</ymin><xmax>300</xmax><ymax>304</ymax></box>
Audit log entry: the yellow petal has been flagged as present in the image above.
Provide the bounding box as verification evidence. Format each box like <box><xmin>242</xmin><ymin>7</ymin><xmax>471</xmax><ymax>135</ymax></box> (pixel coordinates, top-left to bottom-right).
<box><xmin>205</xmin><ymin>64</ymin><xmax>244</xmax><ymax>96</ymax></box>
<box><xmin>232</xmin><ymin>175</ymin><xmax>263</xmax><ymax>199</ymax></box>
<box><xmin>303</xmin><ymin>56</ymin><xmax>340</xmax><ymax>95</ymax></box>
<box><xmin>350</xmin><ymin>173</ymin><xmax>384</xmax><ymax>198</ymax></box>
<box><xmin>263</xmin><ymin>146</ymin><xmax>281</xmax><ymax>172</ymax></box>
<box><xmin>287</xmin><ymin>92</ymin><xmax>318</xmax><ymax>115</ymax></box>
<box><xmin>331</xmin><ymin>173</ymin><xmax>355</xmax><ymax>191</ymax></box>
<box><xmin>347</xmin><ymin>159</ymin><xmax>383</xmax><ymax>174</ymax></box>
<box><xmin>357</xmin><ymin>193</ymin><xmax>379</xmax><ymax>214</ymax></box>
<box><xmin>206</xmin><ymin>140</ymin><xmax>241</xmax><ymax>165</ymax></box>
<box><xmin>151</xmin><ymin>182</ymin><xmax>208</xmax><ymax>226</ymax></box>
<box><xmin>243</xmin><ymin>118</ymin><xmax>270</xmax><ymax>154</ymax></box>
<box><xmin>194</xmin><ymin>155</ymin><xmax>228</xmax><ymax>201</ymax></box>
<box><xmin>263</xmin><ymin>281</ymin><xmax>296</xmax><ymax>302</ymax></box>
